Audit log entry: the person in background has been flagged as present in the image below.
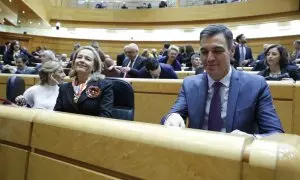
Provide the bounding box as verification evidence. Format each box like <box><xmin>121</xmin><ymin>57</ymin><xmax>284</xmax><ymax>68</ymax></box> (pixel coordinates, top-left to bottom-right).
<box><xmin>252</xmin><ymin>44</ymin><xmax>270</xmax><ymax>71</ymax></box>
<box><xmin>31</xmin><ymin>50</ymin><xmax>57</xmax><ymax>74</ymax></box>
<box><xmin>116</xmin><ymin>52</ymin><xmax>126</xmax><ymax>66</ymax></box>
<box><xmin>151</xmin><ymin>48</ymin><xmax>157</xmax><ymax>59</ymax></box>
<box><xmin>127</xmin><ymin>58</ymin><xmax>178</xmax><ymax>79</ymax></box>
<box><xmin>120</xmin><ymin>43</ymin><xmax>145</xmax><ymax>77</ymax></box>
<box><xmin>162</xmin><ymin>42</ymin><xmax>170</xmax><ymax>57</ymax></box>
<box><xmin>121</xmin><ymin>2</ymin><xmax>128</xmax><ymax>9</ymax></box>
<box><xmin>162</xmin><ymin>24</ymin><xmax>283</xmax><ymax>136</ymax></box>
<box><xmin>233</xmin><ymin>34</ymin><xmax>253</xmax><ymax>67</ymax></box>
<box><xmin>176</xmin><ymin>46</ymin><xmax>185</xmax><ymax>64</ymax></box>
<box><xmin>159</xmin><ymin>0</ymin><xmax>168</xmax><ymax>8</ymax></box>
<box><xmin>3</xmin><ymin>40</ymin><xmax>33</xmax><ymax>66</ymax></box>
<box><xmin>15</xmin><ymin>55</ymin><xmax>34</xmax><ymax>74</ymax></box>
<box><xmin>15</xmin><ymin>61</ymin><xmax>65</xmax><ymax>109</ymax></box>
<box><xmin>291</xmin><ymin>40</ymin><xmax>300</xmax><ymax>64</ymax></box>
<box><xmin>158</xmin><ymin>45</ymin><xmax>181</xmax><ymax>71</ymax></box>
<box><xmin>54</xmin><ymin>46</ymin><xmax>113</xmax><ymax>117</ymax></box>
<box><xmin>70</xmin><ymin>43</ymin><xmax>81</xmax><ymax>62</ymax></box>
<box><xmin>141</xmin><ymin>49</ymin><xmax>154</xmax><ymax>58</ymax></box>
<box><xmin>182</xmin><ymin>45</ymin><xmax>195</xmax><ymax>67</ymax></box>
<box><xmin>185</xmin><ymin>53</ymin><xmax>204</xmax><ymax>74</ymax></box>
<box><xmin>102</xmin><ymin>54</ymin><xmax>121</xmax><ymax>77</ymax></box>
<box><xmin>0</xmin><ymin>41</ymin><xmax>11</xmax><ymax>55</ymax></box>
<box><xmin>258</xmin><ymin>44</ymin><xmax>300</xmax><ymax>81</ymax></box>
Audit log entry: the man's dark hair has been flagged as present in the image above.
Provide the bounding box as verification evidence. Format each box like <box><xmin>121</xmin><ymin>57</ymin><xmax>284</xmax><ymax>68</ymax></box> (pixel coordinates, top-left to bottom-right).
<box><xmin>164</xmin><ymin>42</ymin><xmax>170</xmax><ymax>49</ymax></box>
<box><xmin>200</xmin><ymin>24</ymin><xmax>233</xmax><ymax>49</ymax></box>
<box><xmin>5</xmin><ymin>41</ymin><xmax>10</xmax><ymax>45</ymax></box>
<box><xmin>144</xmin><ymin>58</ymin><xmax>159</xmax><ymax>71</ymax></box>
<box><xmin>235</xmin><ymin>34</ymin><xmax>244</xmax><ymax>43</ymax></box>
<box><xmin>264</xmin><ymin>44</ymin><xmax>289</xmax><ymax>69</ymax></box>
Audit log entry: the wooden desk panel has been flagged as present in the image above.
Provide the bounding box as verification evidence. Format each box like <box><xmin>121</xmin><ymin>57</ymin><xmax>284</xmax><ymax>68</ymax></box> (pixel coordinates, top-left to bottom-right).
<box><xmin>27</xmin><ymin>153</ymin><xmax>120</xmax><ymax>180</ymax></box>
<box><xmin>273</xmin><ymin>101</ymin><xmax>293</xmax><ymax>133</ymax></box>
<box><xmin>0</xmin><ymin>144</ymin><xmax>28</xmax><ymax>180</ymax></box>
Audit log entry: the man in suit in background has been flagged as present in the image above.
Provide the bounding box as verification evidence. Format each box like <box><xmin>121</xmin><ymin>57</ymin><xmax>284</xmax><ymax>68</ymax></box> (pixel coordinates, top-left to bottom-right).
<box><xmin>116</xmin><ymin>52</ymin><xmax>126</xmax><ymax>66</ymax></box>
<box><xmin>128</xmin><ymin>58</ymin><xmax>178</xmax><ymax>79</ymax></box>
<box><xmin>162</xmin><ymin>24</ymin><xmax>283</xmax><ymax>136</ymax></box>
<box><xmin>120</xmin><ymin>43</ymin><xmax>145</xmax><ymax>77</ymax></box>
<box><xmin>233</xmin><ymin>34</ymin><xmax>253</xmax><ymax>67</ymax></box>
<box><xmin>185</xmin><ymin>53</ymin><xmax>204</xmax><ymax>74</ymax></box>
<box><xmin>0</xmin><ymin>41</ymin><xmax>11</xmax><ymax>56</ymax></box>
<box><xmin>251</xmin><ymin>44</ymin><xmax>270</xmax><ymax>71</ymax></box>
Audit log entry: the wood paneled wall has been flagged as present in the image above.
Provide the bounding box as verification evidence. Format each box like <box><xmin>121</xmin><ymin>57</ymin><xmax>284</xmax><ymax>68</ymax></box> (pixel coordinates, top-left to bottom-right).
<box><xmin>1</xmin><ymin>32</ymin><xmax>299</xmax><ymax>59</ymax></box>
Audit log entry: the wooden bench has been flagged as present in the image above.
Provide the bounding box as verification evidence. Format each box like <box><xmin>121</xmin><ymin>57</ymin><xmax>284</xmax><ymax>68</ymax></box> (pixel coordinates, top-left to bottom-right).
<box><xmin>0</xmin><ymin>74</ymin><xmax>298</xmax><ymax>135</ymax></box>
<box><xmin>0</xmin><ymin>106</ymin><xmax>299</xmax><ymax>180</ymax></box>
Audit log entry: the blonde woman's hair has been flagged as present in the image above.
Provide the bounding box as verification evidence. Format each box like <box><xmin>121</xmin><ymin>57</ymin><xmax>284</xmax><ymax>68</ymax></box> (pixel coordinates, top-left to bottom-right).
<box><xmin>41</xmin><ymin>50</ymin><xmax>57</xmax><ymax>62</ymax></box>
<box><xmin>168</xmin><ymin>45</ymin><xmax>179</xmax><ymax>53</ymax></box>
<box><xmin>69</xmin><ymin>46</ymin><xmax>105</xmax><ymax>81</ymax></box>
<box><xmin>39</xmin><ymin>60</ymin><xmax>62</xmax><ymax>85</ymax></box>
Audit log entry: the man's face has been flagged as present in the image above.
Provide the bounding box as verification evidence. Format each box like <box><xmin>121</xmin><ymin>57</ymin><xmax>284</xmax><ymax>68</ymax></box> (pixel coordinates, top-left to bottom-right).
<box><xmin>16</xmin><ymin>59</ymin><xmax>25</xmax><ymax>68</ymax></box>
<box><xmin>167</xmin><ymin>50</ymin><xmax>178</xmax><ymax>61</ymax></box>
<box><xmin>191</xmin><ymin>57</ymin><xmax>202</xmax><ymax>68</ymax></box>
<box><xmin>149</xmin><ymin>66</ymin><xmax>161</xmax><ymax>79</ymax></box>
<box><xmin>125</xmin><ymin>48</ymin><xmax>138</xmax><ymax>60</ymax></box>
<box><xmin>294</xmin><ymin>43</ymin><xmax>300</xmax><ymax>51</ymax></box>
<box><xmin>200</xmin><ymin>33</ymin><xmax>232</xmax><ymax>81</ymax></box>
<box><xmin>240</xmin><ymin>35</ymin><xmax>247</xmax><ymax>43</ymax></box>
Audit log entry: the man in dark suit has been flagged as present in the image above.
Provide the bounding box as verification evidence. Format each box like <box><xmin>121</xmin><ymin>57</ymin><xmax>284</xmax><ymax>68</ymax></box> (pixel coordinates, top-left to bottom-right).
<box><xmin>128</xmin><ymin>58</ymin><xmax>178</xmax><ymax>79</ymax></box>
<box><xmin>120</xmin><ymin>43</ymin><xmax>145</xmax><ymax>77</ymax></box>
<box><xmin>233</xmin><ymin>34</ymin><xmax>253</xmax><ymax>67</ymax></box>
<box><xmin>185</xmin><ymin>53</ymin><xmax>204</xmax><ymax>73</ymax></box>
<box><xmin>116</xmin><ymin>52</ymin><xmax>125</xmax><ymax>66</ymax></box>
<box><xmin>0</xmin><ymin>41</ymin><xmax>10</xmax><ymax>55</ymax></box>
<box><xmin>162</xmin><ymin>24</ymin><xmax>283</xmax><ymax>136</ymax></box>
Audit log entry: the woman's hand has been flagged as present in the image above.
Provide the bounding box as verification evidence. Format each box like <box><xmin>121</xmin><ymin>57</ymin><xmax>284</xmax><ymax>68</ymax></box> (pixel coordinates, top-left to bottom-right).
<box><xmin>15</xmin><ymin>95</ymin><xmax>27</xmax><ymax>106</ymax></box>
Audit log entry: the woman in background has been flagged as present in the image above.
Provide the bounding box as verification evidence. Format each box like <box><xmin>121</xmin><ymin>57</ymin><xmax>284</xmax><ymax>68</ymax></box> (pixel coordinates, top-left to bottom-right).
<box><xmin>15</xmin><ymin>61</ymin><xmax>65</xmax><ymax>109</ymax></box>
<box><xmin>3</xmin><ymin>40</ymin><xmax>32</xmax><ymax>66</ymax></box>
<box><xmin>258</xmin><ymin>44</ymin><xmax>300</xmax><ymax>81</ymax></box>
<box><xmin>54</xmin><ymin>46</ymin><xmax>113</xmax><ymax>117</ymax></box>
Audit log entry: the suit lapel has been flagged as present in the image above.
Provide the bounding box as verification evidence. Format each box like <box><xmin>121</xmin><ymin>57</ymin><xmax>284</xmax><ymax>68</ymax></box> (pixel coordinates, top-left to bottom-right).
<box><xmin>194</xmin><ymin>73</ymin><xmax>208</xmax><ymax>129</ymax></box>
<box><xmin>77</xmin><ymin>81</ymin><xmax>99</xmax><ymax>105</ymax></box>
<box><xmin>66</xmin><ymin>83</ymin><xmax>79</xmax><ymax>110</ymax></box>
<box><xmin>226</xmin><ymin>69</ymin><xmax>240</xmax><ymax>132</ymax></box>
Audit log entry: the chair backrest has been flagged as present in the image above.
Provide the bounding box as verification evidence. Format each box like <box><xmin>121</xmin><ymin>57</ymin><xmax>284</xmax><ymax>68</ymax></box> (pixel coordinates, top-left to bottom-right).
<box><xmin>106</xmin><ymin>78</ymin><xmax>134</xmax><ymax>120</ymax></box>
<box><xmin>6</xmin><ymin>76</ymin><xmax>25</xmax><ymax>103</ymax></box>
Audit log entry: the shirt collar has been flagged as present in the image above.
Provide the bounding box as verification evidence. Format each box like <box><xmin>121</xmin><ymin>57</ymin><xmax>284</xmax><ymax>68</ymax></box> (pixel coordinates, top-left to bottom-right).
<box><xmin>207</xmin><ymin>66</ymin><xmax>232</xmax><ymax>88</ymax></box>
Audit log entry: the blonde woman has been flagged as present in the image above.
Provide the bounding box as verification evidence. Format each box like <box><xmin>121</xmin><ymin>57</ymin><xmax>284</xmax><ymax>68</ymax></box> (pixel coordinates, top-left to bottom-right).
<box><xmin>15</xmin><ymin>60</ymin><xmax>65</xmax><ymax>109</ymax></box>
<box><xmin>54</xmin><ymin>46</ymin><xmax>113</xmax><ymax>117</ymax></box>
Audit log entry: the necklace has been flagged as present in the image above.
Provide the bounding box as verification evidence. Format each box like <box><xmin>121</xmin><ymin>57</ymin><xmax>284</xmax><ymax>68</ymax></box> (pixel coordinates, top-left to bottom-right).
<box><xmin>72</xmin><ymin>79</ymin><xmax>87</xmax><ymax>103</ymax></box>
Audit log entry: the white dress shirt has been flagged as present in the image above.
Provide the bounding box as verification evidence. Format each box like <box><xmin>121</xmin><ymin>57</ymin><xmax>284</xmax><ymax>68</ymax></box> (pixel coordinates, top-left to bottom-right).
<box><xmin>203</xmin><ymin>67</ymin><xmax>232</xmax><ymax>132</ymax></box>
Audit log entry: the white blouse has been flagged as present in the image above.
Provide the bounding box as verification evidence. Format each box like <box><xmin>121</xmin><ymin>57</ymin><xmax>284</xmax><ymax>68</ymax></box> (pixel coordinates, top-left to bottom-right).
<box><xmin>23</xmin><ymin>84</ymin><xmax>59</xmax><ymax>110</ymax></box>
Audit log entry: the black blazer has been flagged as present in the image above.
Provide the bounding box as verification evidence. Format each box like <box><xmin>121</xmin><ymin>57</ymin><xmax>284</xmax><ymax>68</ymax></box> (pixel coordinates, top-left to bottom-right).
<box><xmin>233</xmin><ymin>45</ymin><xmax>253</xmax><ymax>67</ymax></box>
<box><xmin>258</xmin><ymin>65</ymin><xmax>300</xmax><ymax>81</ymax></box>
<box><xmin>54</xmin><ymin>79</ymin><xmax>114</xmax><ymax>117</ymax></box>
<box><xmin>122</xmin><ymin>56</ymin><xmax>145</xmax><ymax>70</ymax></box>
<box><xmin>3</xmin><ymin>49</ymin><xmax>33</xmax><ymax>65</ymax></box>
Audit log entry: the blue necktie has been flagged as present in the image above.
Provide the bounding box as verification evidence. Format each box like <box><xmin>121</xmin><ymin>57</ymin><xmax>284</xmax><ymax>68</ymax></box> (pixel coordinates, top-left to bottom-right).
<box><xmin>208</xmin><ymin>82</ymin><xmax>223</xmax><ymax>131</ymax></box>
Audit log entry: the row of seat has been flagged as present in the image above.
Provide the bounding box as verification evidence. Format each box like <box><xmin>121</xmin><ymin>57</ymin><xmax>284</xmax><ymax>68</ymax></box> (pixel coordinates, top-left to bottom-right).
<box><xmin>0</xmin><ymin>74</ymin><xmax>299</xmax><ymax>135</ymax></box>
<box><xmin>0</xmin><ymin>106</ymin><xmax>299</xmax><ymax>180</ymax></box>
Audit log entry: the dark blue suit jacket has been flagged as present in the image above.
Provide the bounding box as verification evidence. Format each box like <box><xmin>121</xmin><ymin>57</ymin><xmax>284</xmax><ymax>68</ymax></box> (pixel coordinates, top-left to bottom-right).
<box><xmin>122</xmin><ymin>56</ymin><xmax>145</xmax><ymax>70</ymax></box>
<box><xmin>158</xmin><ymin>56</ymin><xmax>182</xmax><ymax>71</ymax></box>
<box><xmin>252</xmin><ymin>59</ymin><xmax>266</xmax><ymax>71</ymax></box>
<box><xmin>54</xmin><ymin>79</ymin><xmax>113</xmax><ymax>117</ymax></box>
<box><xmin>258</xmin><ymin>65</ymin><xmax>300</xmax><ymax>81</ymax></box>
<box><xmin>128</xmin><ymin>63</ymin><xmax>178</xmax><ymax>79</ymax></box>
<box><xmin>233</xmin><ymin>45</ymin><xmax>253</xmax><ymax>67</ymax></box>
<box><xmin>163</xmin><ymin>68</ymin><xmax>284</xmax><ymax>135</ymax></box>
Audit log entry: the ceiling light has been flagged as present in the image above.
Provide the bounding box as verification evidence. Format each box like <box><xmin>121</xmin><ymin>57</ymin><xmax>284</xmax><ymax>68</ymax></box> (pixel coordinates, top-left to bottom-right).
<box><xmin>9</xmin><ymin>0</ymin><xmax>12</xmax><ymax>3</ymax></box>
<box><xmin>29</xmin><ymin>21</ymin><xmax>32</xmax><ymax>24</ymax></box>
<box><xmin>18</xmin><ymin>20</ymin><xmax>21</xmax><ymax>23</ymax></box>
<box><xmin>22</xmin><ymin>11</ymin><xmax>25</xmax><ymax>14</ymax></box>
<box><xmin>38</xmin><ymin>22</ymin><xmax>41</xmax><ymax>25</ymax></box>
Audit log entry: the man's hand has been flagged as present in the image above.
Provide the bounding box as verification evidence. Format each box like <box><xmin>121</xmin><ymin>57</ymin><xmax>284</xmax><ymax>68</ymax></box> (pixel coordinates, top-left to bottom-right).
<box><xmin>231</xmin><ymin>129</ymin><xmax>257</xmax><ymax>138</ymax></box>
<box><xmin>164</xmin><ymin>113</ymin><xmax>185</xmax><ymax>128</ymax></box>
<box><xmin>241</xmin><ymin>60</ymin><xmax>249</xmax><ymax>66</ymax></box>
<box><xmin>120</xmin><ymin>67</ymin><xmax>131</xmax><ymax>73</ymax></box>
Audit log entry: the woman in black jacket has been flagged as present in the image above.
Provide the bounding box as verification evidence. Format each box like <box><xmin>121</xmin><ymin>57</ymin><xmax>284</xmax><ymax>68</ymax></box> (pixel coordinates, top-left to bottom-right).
<box><xmin>3</xmin><ymin>40</ymin><xmax>33</xmax><ymax>66</ymax></box>
<box><xmin>258</xmin><ymin>44</ymin><xmax>300</xmax><ymax>81</ymax></box>
<box><xmin>54</xmin><ymin>46</ymin><xmax>113</xmax><ymax>117</ymax></box>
